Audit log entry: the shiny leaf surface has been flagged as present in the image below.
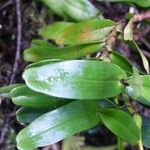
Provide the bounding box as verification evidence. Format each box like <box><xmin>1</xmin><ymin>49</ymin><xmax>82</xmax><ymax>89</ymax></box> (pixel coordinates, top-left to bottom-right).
<box><xmin>23</xmin><ymin>60</ymin><xmax>127</xmax><ymax>100</ymax></box>
<box><xmin>17</xmin><ymin>100</ymin><xmax>101</xmax><ymax>150</ymax></box>
<box><xmin>109</xmin><ymin>51</ymin><xmax>133</xmax><ymax>76</ymax></box>
<box><xmin>56</xmin><ymin>19</ymin><xmax>115</xmax><ymax>45</ymax></box>
<box><xmin>11</xmin><ymin>86</ymin><xmax>69</xmax><ymax>108</ymax></box>
<box><xmin>16</xmin><ymin>107</ymin><xmax>50</xmax><ymax>124</ymax></box>
<box><xmin>100</xmin><ymin>108</ymin><xmax>140</xmax><ymax>144</ymax></box>
<box><xmin>24</xmin><ymin>43</ymin><xmax>105</xmax><ymax>62</ymax></box>
<box><xmin>40</xmin><ymin>0</ymin><xmax>99</xmax><ymax>21</ymax></box>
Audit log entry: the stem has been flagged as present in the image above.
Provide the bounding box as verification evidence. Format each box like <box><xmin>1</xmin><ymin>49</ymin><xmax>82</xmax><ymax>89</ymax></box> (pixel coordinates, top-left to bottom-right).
<box><xmin>138</xmin><ymin>140</ymin><xmax>144</xmax><ymax>150</ymax></box>
<box><xmin>117</xmin><ymin>138</ymin><xmax>124</xmax><ymax>150</ymax></box>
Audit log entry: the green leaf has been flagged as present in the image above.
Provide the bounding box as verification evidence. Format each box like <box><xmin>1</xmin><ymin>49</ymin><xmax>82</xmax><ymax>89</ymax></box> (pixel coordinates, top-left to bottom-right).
<box><xmin>11</xmin><ymin>85</ymin><xmax>69</xmax><ymax>108</ymax></box>
<box><xmin>126</xmin><ymin>75</ymin><xmax>150</xmax><ymax>106</ymax></box>
<box><xmin>109</xmin><ymin>51</ymin><xmax>133</xmax><ymax>76</ymax></box>
<box><xmin>56</xmin><ymin>19</ymin><xmax>115</xmax><ymax>45</ymax></box>
<box><xmin>124</xmin><ymin>17</ymin><xmax>134</xmax><ymax>41</ymax></box>
<box><xmin>97</xmin><ymin>0</ymin><xmax>150</xmax><ymax>8</ymax></box>
<box><xmin>142</xmin><ymin>116</ymin><xmax>150</xmax><ymax>148</ymax></box>
<box><xmin>0</xmin><ymin>84</ymin><xmax>24</xmax><ymax>97</ymax></box>
<box><xmin>16</xmin><ymin>107</ymin><xmax>50</xmax><ymax>124</ymax></box>
<box><xmin>31</xmin><ymin>39</ymin><xmax>56</xmax><ymax>47</ymax></box>
<box><xmin>16</xmin><ymin>100</ymin><xmax>101</xmax><ymax>150</ymax></box>
<box><xmin>100</xmin><ymin>108</ymin><xmax>140</xmax><ymax>144</ymax></box>
<box><xmin>40</xmin><ymin>0</ymin><xmax>99</xmax><ymax>21</ymax></box>
<box><xmin>24</xmin><ymin>42</ymin><xmax>105</xmax><ymax>62</ymax></box>
<box><xmin>127</xmin><ymin>40</ymin><xmax>149</xmax><ymax>74</ymax></box>
<box><xmin>23</xmin><ymin>60</ymin><xmax>127</xmax><ymax>100</ymax></box>
<box><xmin>40</xmin><ymin>22</ymin><xmax>74</xmax><ymax>41</ymax></box>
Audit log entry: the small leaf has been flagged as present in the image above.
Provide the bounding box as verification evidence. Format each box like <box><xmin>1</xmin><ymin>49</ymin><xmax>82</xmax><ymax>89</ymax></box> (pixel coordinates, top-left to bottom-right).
<box><xmin>31</xmin><ymin>40</ymin><xmax>56</xmax><ymax>47</ymax></box>
<box><xmin>126</xmin><ymin>75</ymin><xmax>150</xmax><ymax>106</ymax></box>
<box><xmin>11</xmin><ymin>85</ymin><xmax>69</xmax><ymax>108</ymax></box>
<box><xmin>16</xmin><ymin>100</ymin><xmax>101</xmax><ymax>150</ymax></box>
<box><xmin>100</xmin><ymin>108</ymin><xmax>140</xmax><ymax>144</ymax></box>
<box><xmin>23</xmin><ymin>60</ymin><xmax>127</xmax><ymax>100</ymax></box>
<box><xmin>24</xmin><ymin>43</ymin><xmax>105</xmax><ymax>62</ymax></box>
<box><xmin>109</xmin><ymin>51</ymin><xmax>133</xmax><ymax>76</ymax></box>
<box><xmin>0</xmin><ymin>84</ymin><xmax>24</xmax><ymax>98</ymax></box>
<box><xmin>124</xmin><ymin>17</ymin><xmax>134</xmax><ymax>41</ymax></box>
<box><xmin>16</xmin><ymin>107</ymin><xmax>50</xmax><ymax>124</ymax></box>
<box><xmin>128</xmin><ymin>40</ymin><xmax>149</xmax><ymax>74</ymax></box>
<box><xmin>142</xmin><ymin>116</ymin><xmax>150</xmax><ymax>148</ymax></box>
<box><xmin>40</xmin><ymin>22</ymin><xmax>74</xmax><ymax>41</ymax></box>
<box><xmin>56</xmin><ymin>19</ymin><xmax>115</xmax><ymax>45</ymax></box>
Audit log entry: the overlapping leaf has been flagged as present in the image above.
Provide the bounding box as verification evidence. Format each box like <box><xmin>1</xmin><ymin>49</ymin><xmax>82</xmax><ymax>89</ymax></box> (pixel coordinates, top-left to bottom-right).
<box><xmin>16</xmin><ymin>107</ymin><xmax>50</xmax><ymax>124</ymax></box>
<box><xmin>24</xmin><ymin>42</ymin><xmax>105</xmax><ymax>62</ymax></box>
<box><xmin>17</xmin><ymin>100</ymin><xmax>101</xmax><ymax>150</ymax></box>
<box><xmin>11</xmin><ymin>86</ymin><xmax>69</xmax><ymax>108</ymax></box>
<box><xmin>100</xmin><ymin>108</ymin><xmax>140</xmax><ymax>144</ymax></box>
<box><xmin>40</xmin><ymin>0</ymin><xmax>99</xmax><ymax>21</ymax></box>
<box><xmin>23</xmin><ymin>60</ymin><xmax>127</xmax><ymax>100</ymax></box>
<box><xmin>109</xmin><ymin>51</ymin><xmax>133</xmax><ymax>76</ymax></box>
<box><xmin>126</xmin><ymin>75</ymin><xmax>150</xmax><ymax>106</ymax></box>
<box><xmin>56</xmin><ymin>19</ymin><xmax>115</xmax><ymax>45</ymax></box>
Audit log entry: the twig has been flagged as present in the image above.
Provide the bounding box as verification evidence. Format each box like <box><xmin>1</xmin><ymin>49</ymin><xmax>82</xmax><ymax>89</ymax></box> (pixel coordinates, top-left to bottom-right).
<box><xmin>0</xmin><ymin>0</ymin><xmax>14</xmax><ymax>11</ymax></box>
<box><xmin>10</xmin><ymin>0</ymin><xmax>22</xmax><ymax>84</ymax></box>
<box><xmin>134</xmin><ymin>11</ymin><xmax>150</xmax><ymax>22</ymax></box>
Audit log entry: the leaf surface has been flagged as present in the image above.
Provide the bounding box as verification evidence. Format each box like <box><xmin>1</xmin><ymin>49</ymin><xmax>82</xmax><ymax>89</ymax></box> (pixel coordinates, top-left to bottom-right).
<box><xmin>100</xmin><ymin>108</ymin><xmax>140</xmax><ymax>144</ymax></box>
<box><xmin>23</xmin><ymin>60</ymin><xmax>127</xmax><ymax>100</ymax></box>
<box><xmin>17</xmin><ymin>100</ymin><xmax>101</xmax><ymax>150</ymax></box>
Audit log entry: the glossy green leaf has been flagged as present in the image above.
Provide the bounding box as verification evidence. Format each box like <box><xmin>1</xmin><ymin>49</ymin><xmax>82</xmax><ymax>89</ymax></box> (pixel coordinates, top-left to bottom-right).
<box><xmin>109</xmin><ymin>51</ymin><xmax>133</xmax><ymax>76</ymax></box>
<box><xmin>40</xmin><ymin>0</ymin><xmax>99</xmax><ymax>21</ymax></box>
<box><xmin>10</xmin><ymin>85</ymin><xmax>69</xmax><ymax>108</ymax></box>
<box><xmin>0</xmin><ymin>84</ymin><xmax>24</xmax><ymax>97</ymax></box>
<box><xmin>97</xmin><ymin>0</ymin><xmax>150</xmax><ymax>8</ymax></box>
<box><xmin>23</xmin><ymin>60</ymin><xmax>127</xmax><ymax>100</ymax></box>
<box><xmin>128</xmin><ymin>40</ymin><xmax>149</xmax><ymax>74</ymax></box>
<box><xmin>126</xmin><ymin>75</ymin><xmax>150</xmax><ymax>106</ymax></box>
<box><xmin>24</xmin><ymin>42</ymin><xmax>105</xmax><ymax>62</ymax></box>
<box><xmin>142</xmin><ymin>116</ymin><xmax>150</xmax><ymax>148</ymax></box>
<box><xmin>40</xmin><ymin>22</ymin><xmax>74</xmax><ymax>41</ymax></box>
<box><xmin>16</xmin><ymin>107</ymin><xmax>50</xmax><ymax>124</ymax></box>
<box><xmin>100</xmin><ymin>108</ymin><xmax>140</xmax><ymax>144</ymax></box>
<box><xmin>17</xmin><ymin>100</ymin><xmax>101</xmax><ymax>150</ymax></box>
<box><xmin>56</xmin><ymin>19</ymin><xmax>115</xmax><ymax>45</ymax></box>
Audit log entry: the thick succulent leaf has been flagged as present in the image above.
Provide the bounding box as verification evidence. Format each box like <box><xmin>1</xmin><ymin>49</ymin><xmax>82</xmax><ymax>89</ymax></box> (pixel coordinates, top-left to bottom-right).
<box><xmin>97</xmin><ymin>0</ymin><xmax>150</xmax><ymax>8</ymax></box>
<box><xmin>10</xmin><ymin>86</ymin><xmax>69</xmax><ymax>108</ymax></box>
<box><xmin>56</xmin><ymin>19</ymin><xmax>115</xmax><ymax>45</ymax></box>
<box><xmin>24</xmin><ymin>43</ymin><xmax>105</xmax><ymax>62</ymax></box>
<box><xmin>40</xmin><ymin>22</ymin><xmax>74</xmax><ymax>40</ymax></box>
<box><xmin>109</xmin><ymin>51</ymin><xmax>133</xmax><ymax>76</ymax></box>
<box><xmin>16</xmin><ymin>107</ymin><xmax>50</xmax><ymax>124</ymax></box>
<box><xmin>126</xmin><ymin>75</ymin><xmax>150</xmax><ymax>106</ymax></box>
<box><xmin>23</xmin><ymin>60</ymin><xmax>127</xmax><ymax>100</ymax></box>
<box><xmin>40</xmin><ymin>0</ymin><xmax>99</xmax><ymax>21</ymax></box>
<box><xmin>142</xmin><ymin>116</ymin><xmax>150</xmax><ymax>148</ymax></box>
<box><xmin>99</xmin><ymin>99</ymin><xmax>117</xmax><ymax>108</ymax></box>
<box><xmin>17</xmin><ymin>100</ymin><xmax>101</xmax><ymax>150</ymax></box>
<box><xmin>0</xmin><ymin>84</ymin><xmax>24</xmax><ymax>97</ymax></box>
<box><xmin>100</xmin><ymin>108</ymin><xmax>140</xmax><ymax>144</ymax></box>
